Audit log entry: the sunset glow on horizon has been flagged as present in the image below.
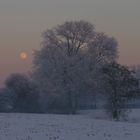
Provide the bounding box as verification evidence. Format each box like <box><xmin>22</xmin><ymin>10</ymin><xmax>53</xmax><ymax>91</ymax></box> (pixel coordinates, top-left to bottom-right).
<box><xmin>0</xmin><ymin>0</ymin><xmax>140</xmax><ymax>87</ymax></box>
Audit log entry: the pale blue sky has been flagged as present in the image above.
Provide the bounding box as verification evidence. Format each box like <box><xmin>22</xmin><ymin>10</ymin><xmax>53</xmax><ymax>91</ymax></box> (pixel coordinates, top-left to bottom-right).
<box><xmin>0</xmin><ymin>0</ymin><xmax>140</xmax><ymax>86</ymax></box>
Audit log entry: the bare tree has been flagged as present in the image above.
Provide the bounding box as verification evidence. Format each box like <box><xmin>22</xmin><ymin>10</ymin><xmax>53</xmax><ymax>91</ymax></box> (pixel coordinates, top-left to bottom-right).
<box><xmin>32</xmin><ymin>20</ymin><xmax>118</xmax><ymax>114</ymax></box>
<box><xmin>102</xmin><ymin>62</ymin><xmax>139</xmax><ymax>120</ymax></box>
<box><xmin>43</xmin><ymin>20</ymin><xmax>95</xmax><ymax>56</ymax></box>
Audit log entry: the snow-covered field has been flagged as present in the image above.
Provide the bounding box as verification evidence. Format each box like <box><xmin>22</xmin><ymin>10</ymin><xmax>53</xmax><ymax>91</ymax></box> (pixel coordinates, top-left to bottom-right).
<box><xmin>0</xmin><ymin>110</ymin><xmax>140</xmax><ymax>140</ymax></box>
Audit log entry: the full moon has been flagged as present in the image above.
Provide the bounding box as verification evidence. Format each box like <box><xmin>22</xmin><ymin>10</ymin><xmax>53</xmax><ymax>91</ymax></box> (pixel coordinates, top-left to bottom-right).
<box><xmin>20</xmin><ymin>52</ymin><xmax>28</xmax><ymax>60</ymax></box>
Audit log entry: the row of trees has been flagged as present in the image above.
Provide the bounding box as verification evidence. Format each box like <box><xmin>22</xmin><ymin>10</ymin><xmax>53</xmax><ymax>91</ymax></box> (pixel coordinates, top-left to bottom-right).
<box><xmin>0</xmin><ymin>21</ymin><xmax>139</xmax><ymax>120</ymax></box>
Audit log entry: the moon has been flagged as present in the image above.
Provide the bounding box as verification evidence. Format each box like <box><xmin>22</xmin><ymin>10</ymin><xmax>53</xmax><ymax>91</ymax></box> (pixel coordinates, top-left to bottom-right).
<box><xmin>20</xmin><ymin>52</ymin><xmax>28</xmax><ymax>60</ymax></box>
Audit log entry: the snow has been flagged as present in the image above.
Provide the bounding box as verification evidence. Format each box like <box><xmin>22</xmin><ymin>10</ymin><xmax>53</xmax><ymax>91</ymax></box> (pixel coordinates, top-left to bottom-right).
<box><xmin>0</xmin><ymin>110</ymin><xmax>140</xmax><ymax>140</ymax></box>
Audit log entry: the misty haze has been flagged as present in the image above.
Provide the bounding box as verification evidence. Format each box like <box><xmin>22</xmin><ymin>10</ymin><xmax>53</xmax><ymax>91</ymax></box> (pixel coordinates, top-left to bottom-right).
<box><xmin>0</xmin><ymin>0</ymin><xmax>140</xmax><ymax>140</ymax></box>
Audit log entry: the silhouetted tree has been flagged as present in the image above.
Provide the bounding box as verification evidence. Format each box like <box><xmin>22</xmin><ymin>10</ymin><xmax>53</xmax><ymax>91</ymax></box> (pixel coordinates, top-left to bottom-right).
<box><xmin>103</xmin><ymin>62</ymin><xmax>139</xmax><ymax>120</ymax></box>
<box><xmin>5</xmin><ymin>73</ymin><xmax>40</xmax><ymax>113</ymax></box>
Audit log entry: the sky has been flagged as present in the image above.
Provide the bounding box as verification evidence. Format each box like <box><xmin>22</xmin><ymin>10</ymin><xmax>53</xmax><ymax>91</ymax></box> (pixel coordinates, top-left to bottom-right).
<box><xmin>0</xmin><ymin>0</ymin><xmax>140</xmax><ymax>86</ymax></box>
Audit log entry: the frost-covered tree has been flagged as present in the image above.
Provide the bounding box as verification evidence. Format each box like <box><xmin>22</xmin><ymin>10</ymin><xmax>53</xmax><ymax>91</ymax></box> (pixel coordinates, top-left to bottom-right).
<box><xmin>81</xmin><ymin>32</ymin><xmax>118</xmax><ymax>108</ymax></box>
<box><xmin>43</xmin><ymin>20</ymin><xmax>95</xmax><ymax>56</ymax></box>
<box><xmin>32</xmin><ymin>20</ymin><xmax>118</xmax><ymax>113</ymax></box>
<box><xmin>5</xmin><ymin>73</ymin><xmax>40</xmax><ymax>113</ymax></box>
<box><xmin>102</xmin><ymin>62</ymin><xmax>139</xmax><ymax>120</ymax></box>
